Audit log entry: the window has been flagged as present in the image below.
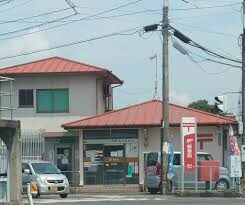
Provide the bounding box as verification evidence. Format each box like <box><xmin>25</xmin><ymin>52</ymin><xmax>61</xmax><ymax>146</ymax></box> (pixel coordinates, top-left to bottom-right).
<box><xmin>197</xmin><ymin>154</ymin><xmax>213</xmax><ymax>161</ymax></box>
<box><xmin>19</xmin><ymin>89</ymin><xmax>33</xmax><ymax>107</ymax></box>
<box><xmin>173</xmin><ymin>154</ymin><xmax>181</xmax><ymax>165</ymax></box>
<box><xmin>36</xmin><ymin>89</ymin><xmax>69</xmax><ymax>113</ymax></box>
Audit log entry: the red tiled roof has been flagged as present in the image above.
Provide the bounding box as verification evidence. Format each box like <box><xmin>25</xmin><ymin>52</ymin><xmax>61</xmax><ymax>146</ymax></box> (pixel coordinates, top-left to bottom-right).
<box><xmin>0</xmin><ymin>56</ymin><xmax>123</xmax><ymax>84</ymax></box>
<box><xmin>62</xmin><ymin>100</ymin><xmax>237</xmax><ymax>129</ymax></box>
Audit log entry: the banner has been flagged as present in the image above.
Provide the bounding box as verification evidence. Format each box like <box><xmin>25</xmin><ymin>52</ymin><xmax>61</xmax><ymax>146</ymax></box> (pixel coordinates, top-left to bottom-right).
<box><xmin>181</xmin><ymin>117</ymin><xmax>197</xmax><ymax>172</ymax></box>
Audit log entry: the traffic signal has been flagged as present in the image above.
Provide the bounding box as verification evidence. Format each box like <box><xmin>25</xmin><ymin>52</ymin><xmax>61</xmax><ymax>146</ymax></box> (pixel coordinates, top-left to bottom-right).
<box><xmin>214</xmin><ymin>95</ymin><xmax>226</xmax><ymax>112</ymax></box>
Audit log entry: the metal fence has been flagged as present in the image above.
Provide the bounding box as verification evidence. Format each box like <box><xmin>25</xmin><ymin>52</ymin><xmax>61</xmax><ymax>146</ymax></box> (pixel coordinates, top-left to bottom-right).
<box><xmin>21</xmin><ymin>129</ymin><xmax>45</xmax><ymax>161</ymax></box>
<box><xmin>0</xmin><ymin>141</ymin><xmax>8</xmax><ymax>203</ymax></box>
<box><xmin>0</xmin><ymin>76</ymin><xmax>15</xmax><ymax>120</ymax></box>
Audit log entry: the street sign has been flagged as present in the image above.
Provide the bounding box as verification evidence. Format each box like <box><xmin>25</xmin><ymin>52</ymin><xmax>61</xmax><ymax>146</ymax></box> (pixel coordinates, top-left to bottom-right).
<box><xmin>181</xmin><ymin>117</ymin><xmax>197</xmax><ymax>172</ymax></box>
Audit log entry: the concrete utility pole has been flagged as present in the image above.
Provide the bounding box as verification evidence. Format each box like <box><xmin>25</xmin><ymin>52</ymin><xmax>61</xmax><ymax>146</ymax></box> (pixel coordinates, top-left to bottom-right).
<box><xmin>242</xmin><ymin>0</ymin><xmax>245</xmax><ymax>194</ymax></box>
<box><xmin>161</xmin><ymin>0</ymin><xmax>170</xmax><ymax>195</ymax></box>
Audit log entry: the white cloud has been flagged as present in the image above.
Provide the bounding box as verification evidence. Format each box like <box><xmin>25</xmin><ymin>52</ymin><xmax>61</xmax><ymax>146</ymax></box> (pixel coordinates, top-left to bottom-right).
<box><xmin>0</xmin><ymin>28</ymin><xmax>50</xmax><ymax>57</ymax></box>
<box><xmin>169</xmin><ymin>90</ymin><xmax>193</xmax><ymax>107</ymax></box>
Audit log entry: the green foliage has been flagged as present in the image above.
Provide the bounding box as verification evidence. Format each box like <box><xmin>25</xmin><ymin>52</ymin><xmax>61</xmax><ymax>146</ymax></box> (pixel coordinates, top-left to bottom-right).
<box><xmin>188</xmin><ymin>99</ymin><xmax>220</xmax><ymax>114</ymax></box>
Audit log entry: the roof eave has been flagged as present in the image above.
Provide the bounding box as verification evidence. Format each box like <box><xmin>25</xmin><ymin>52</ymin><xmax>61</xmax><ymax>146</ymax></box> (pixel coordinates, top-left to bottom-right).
<box><xmin>63</xmin><ymin>121</ymin><xmax>238</xmax><ymax>130</ymax></box>
<box><xmin>63</xmin><ymin>123</ymin><xmax>161</xmax><ymax>130</ymax></box>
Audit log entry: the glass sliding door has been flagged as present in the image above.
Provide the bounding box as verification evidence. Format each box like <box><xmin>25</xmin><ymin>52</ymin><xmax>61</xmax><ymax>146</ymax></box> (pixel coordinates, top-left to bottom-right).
<box><xmin>83</xmin><ymin>144</ymin><xmax>104</xmax><ymax>185</ymax></box>
<box><xmin>103</xmin><ymin>145</ymin><xmax>126</xmax><ymax>184</ymax></box>
<box><xmin>83</xmin><ymin>129</ymin><xmax>139</xmax><ymax>185</ymax></box>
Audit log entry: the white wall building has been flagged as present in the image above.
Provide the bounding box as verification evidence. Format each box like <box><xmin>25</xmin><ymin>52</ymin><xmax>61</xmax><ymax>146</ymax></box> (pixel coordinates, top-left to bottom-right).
<box><xmin>0</xmin><ymin>56</ymin><xmax>122</xmax><ymax>184</ymax></box>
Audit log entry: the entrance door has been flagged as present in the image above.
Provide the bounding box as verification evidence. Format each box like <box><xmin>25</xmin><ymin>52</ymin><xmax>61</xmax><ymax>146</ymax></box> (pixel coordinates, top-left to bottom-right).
<box><xmin>103</xmin><ymin>145</ymin><xmax>126</xmax><ymax>184</ymax></box>
<box><xmin>55</xmin><ymin>145</ymin><xmax>74</xmax><ymax>183</ymax></box>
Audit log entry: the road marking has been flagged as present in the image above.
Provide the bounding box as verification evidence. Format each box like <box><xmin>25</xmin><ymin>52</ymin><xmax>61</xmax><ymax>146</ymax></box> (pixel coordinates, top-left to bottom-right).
<box><xmin>26</xmin><ymin>195</ymin><xmax>167</xmax><ymax>204</ymax></box>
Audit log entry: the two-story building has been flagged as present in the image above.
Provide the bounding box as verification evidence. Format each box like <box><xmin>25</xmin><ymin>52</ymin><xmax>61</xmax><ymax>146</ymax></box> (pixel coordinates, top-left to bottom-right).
<box><xmin>0</xmin><ymin>56</ymin><xmax>123</xmax><ymax>184</ymax></box>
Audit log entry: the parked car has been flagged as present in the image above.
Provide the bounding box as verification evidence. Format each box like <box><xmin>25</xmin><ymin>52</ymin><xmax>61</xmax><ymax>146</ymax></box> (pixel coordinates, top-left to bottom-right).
<box><xmin>22</xmin><ymin>160</ymin><xmax>69</xmax><ymax>198</ymax></box>
<box><xmin>145</xmin><ymin>151</ymin><xmax>230</xmax><ymax>194</ymax></box>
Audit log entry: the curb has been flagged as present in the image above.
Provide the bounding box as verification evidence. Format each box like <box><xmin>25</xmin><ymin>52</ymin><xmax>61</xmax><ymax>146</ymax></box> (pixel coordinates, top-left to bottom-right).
<box><xmin>174</xmin><ymin>191</ymin><xmax>242</xmax><ymax>198</ymax></box>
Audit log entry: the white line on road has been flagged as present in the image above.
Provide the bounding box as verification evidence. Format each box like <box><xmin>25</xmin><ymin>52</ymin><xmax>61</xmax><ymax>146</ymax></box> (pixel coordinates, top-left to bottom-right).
<box><xmin>28</xmin><ymin>195</ymin><xmax>167</xmax><ymax>204</ymax></box>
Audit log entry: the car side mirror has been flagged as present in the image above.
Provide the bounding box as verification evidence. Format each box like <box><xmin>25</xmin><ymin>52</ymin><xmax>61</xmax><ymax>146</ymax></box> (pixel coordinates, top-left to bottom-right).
<box><xmin>57</xmin><ymin>169</ymin><xmax>61</xmax><ymax>174</ymax></box>
<box><xmin>24</xmin><ymin>169</ymin><xmax>31</xmax><ymax>174</ymax></box>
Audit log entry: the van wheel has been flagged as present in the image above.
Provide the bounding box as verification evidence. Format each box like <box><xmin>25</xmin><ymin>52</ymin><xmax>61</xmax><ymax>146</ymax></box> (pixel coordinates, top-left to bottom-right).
<box><xmin>60</xmin><ymin>194</ymin><xmax>68</xmax><ymax>198</ymax></box>
<box><xmin>148</xmin><ymin>188</ymin><xmax>158</xmax><ymax>194</ymax></box>
<box><xmin>215</xmin><ymin>179</ymin><xmax>229</xmax><ymax>191</ymax></box>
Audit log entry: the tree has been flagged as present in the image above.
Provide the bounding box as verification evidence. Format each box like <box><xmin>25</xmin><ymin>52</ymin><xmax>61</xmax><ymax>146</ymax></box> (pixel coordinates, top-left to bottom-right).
<box><xmin>188</xmin><ymin>99</ymin><xmax>220</xmax><ymax>114</ymax></box>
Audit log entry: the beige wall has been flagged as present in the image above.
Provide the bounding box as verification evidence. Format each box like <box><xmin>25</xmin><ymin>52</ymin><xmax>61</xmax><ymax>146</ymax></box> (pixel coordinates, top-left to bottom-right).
<box><xmin>1</xmin><ymin>74</ymin><xmax>106</xmax><ymax>132</ymax></box>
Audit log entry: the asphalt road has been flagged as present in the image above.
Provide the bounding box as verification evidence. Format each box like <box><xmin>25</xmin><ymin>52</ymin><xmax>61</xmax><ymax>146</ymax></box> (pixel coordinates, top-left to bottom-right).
<box><xmin>23</xmin><ymin>193</ymin><xmax>245</xmax><ymax>205</ymax></box>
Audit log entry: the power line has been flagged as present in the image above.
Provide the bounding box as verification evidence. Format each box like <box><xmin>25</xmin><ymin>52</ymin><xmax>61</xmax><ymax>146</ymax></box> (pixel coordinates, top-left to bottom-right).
<box><xmin>0</xmin><ymin>7</ymin><xmax>72</xmax><ymax>25</ymax></box>
<box><xmin>0</xmin><ymin>9</ymin><xmax>161</xmax><ymax>25</ymax></box>
<box><xmin>170</xmin><ymin>36</ymin><xmax>241</xmax><ymax>75</ymax></box>
<box><xmin>172</xmin><ymin>22</ymin><xmax>237</xmax><ymax>38</ymax></box>
<box><xmin>0</xmin><ymin>0</ymin><xmax>144</xmax><ymax>40</ymax></box>
<box><xmin>0</xmin><ymin>0</ymin><xmax>32</xmax><ymax>13</ymax></box>
<box><xmin>170</xmin><ymin>2</ymin><xmax>241</xmax><ymax>10</ymax></box>
<box><xmin>170</xmin><ymin>10</ymin><xmax>236</xmax><ymax>21</ymax></box>
<box><xmin>171</xmin><ymin>26</ymin><xmax>242</xmax><ymax>63</ymax></box>
<box><xmin>0</xmin><ymin>1</ymin><xmax>78</xmax><ymax>36</ymax></box>
<box><xmin>0</xmin><ymin>27</ymin><xmax>143</xmax><ymax>61</ymax></box>
<box><xmin>187</xmin><ymin>54</ymin><xmax>236</xmax><ymax>75</ymax></box>
<box><xmin>0</xmin><ymin>0</ymin><xmax>15</xmax><ymax>7</ymax></box>
<box><xmin>0</xmin><ymin>13</ymin><xmax>77</xmax><ymax>37</ymax></box>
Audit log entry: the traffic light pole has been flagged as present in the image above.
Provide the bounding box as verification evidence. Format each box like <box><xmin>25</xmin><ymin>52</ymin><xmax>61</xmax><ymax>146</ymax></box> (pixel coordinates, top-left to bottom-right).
<box><xmin>161</xmin><ymin>0</ymin><xmax>170</xmax><ymax>195</ymax></box>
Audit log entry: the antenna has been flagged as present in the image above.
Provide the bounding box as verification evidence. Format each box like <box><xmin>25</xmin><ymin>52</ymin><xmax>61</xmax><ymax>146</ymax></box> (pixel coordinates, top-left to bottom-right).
<box><xmin>150</xmin><ymin>54</ymin><xmax>158</xmax><ymax>99</ymax></box>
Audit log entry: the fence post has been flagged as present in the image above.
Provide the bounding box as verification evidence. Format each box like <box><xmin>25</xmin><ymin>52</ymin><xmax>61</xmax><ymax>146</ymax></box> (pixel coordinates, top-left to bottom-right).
<box><xmin>195</xmin><ymin>165</ymin><xmax>197</xmax><ymax>192</ymax></box>
<box><xmin>210</xmin><ymin>166</ymin><xmax>212</xmax><ymax>191</ymax></box>
<box><xmin>27</xmin><ymin>183</ymin><xmax>33</xmax><ymax>205</ymax></box>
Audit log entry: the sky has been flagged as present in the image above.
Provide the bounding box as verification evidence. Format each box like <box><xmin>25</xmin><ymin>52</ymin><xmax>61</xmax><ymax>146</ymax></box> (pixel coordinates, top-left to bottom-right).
<box><xmin>0</xmin><ymin>0</ymin><xmax>242</xmax><ymax>117</ymax></box>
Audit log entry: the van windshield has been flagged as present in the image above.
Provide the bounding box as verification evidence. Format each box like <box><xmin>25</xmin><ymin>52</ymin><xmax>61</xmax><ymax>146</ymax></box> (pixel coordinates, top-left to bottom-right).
<box><xmin>197</xmin><ymin>154</ymin><xmax>213</xmax><ymax>161</ymax></box>
<box><xmin>31</xmin><ymin>163</ymin><xmax>60</xmax><ymax>174</ymax></box>
<box><xmin>146</xmin><ymin>152</ymin><xmax>159</xmax><ymax>166</ymax></box>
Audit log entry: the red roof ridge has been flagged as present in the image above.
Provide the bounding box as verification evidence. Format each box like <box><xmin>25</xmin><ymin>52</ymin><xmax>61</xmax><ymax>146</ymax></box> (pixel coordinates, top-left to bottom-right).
<box><xmin>62</xmin><ymin>99</ymin><xmax>160</xmax><ymax>127</ymax></box>
<box><xmin>53</xmin><ymin>56</ymin><xmax>108</xmax><ymax>72</ymax></box>
<box><xmin>0</xmin><ymin>56</ymin><xmax>108</xmax><ymax>72</ymax></box>
<box><xmin>169</xmin><ymin>103</ymin><xmax>237</xmax><ymax>122</ymax></box>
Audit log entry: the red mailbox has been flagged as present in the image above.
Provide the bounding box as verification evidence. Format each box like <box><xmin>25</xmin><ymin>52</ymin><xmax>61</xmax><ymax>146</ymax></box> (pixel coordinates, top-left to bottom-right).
<box><xmin>198</xmin><ymin>160</ymin><xmax>220</xmax><ymax>181</ymax></box>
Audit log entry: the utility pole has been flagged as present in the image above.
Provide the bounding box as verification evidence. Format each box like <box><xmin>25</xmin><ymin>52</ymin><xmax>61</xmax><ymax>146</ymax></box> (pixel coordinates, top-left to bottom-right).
<box><xmin>161</xmin><ymin>0</ymin><xmax>170</xmax><ymax>195</ymax></box>
<box><xmin>242</xmin><ymin>0</ymin><xmax>245</xmax><ymax>195</ymax></box>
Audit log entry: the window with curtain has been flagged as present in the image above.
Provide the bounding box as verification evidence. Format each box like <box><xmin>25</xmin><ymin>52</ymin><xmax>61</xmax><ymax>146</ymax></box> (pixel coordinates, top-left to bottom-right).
<box><xmin>19</xmin><ymin>89</ymin><xmax>34</xmax><ymax>107</ymax></box>
<box><xmin>36</xmin><ymin>89</ymin><xmax>69</xmax><ymax>113</ymax></box>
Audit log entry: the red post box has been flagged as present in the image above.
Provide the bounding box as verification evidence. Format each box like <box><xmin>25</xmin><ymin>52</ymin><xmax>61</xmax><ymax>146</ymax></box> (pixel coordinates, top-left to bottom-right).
<box><xmin>198</xmin><ymin>160</ymin><xmax>220</xmax><ymax>181</ymax></box>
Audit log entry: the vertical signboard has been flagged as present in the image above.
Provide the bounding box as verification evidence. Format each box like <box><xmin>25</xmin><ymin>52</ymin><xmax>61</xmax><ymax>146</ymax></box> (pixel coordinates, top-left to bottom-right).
<box><xmin>181</xmin><ymin>117</ymin><xmax>197</xmax><ymax>172</ymax></box>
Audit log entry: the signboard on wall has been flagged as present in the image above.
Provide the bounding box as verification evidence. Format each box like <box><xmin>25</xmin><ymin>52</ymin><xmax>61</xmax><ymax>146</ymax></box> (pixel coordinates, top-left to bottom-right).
<box><xmin>181</xmin><ymin>117</ymin><xmax>197</xmax><ymax>172</ymax></box>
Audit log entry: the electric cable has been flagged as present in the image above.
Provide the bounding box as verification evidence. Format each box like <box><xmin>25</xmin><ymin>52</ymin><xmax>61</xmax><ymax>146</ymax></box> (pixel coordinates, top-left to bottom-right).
<box><xmin>0</xmin><ymin>0</ymin><xmax>32</xmax><ymax>13</ymax></box>
<box><xmin>170</xmin><ymin>26</ymin><xmax>242</xmax><ymax>64</ymax></box>
<box><xmin>170</xmin><ymin>2</ymin><xmax>241</xmax><ymax>10</ymax></box>
<box><xmin>0</xmin><ymin>27</ymin><xmax>144</xmax><ymax>61</ymax></box>
<box><xmin>0</xmin><ymin>7</ymin><xmax>73</xmax><ymax>25</ymax></box>
<box><xmin>0</xmin><ymin>0</ymin><xmax>144</xmax><ymax>40</ymax></box>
